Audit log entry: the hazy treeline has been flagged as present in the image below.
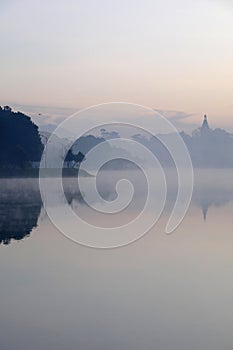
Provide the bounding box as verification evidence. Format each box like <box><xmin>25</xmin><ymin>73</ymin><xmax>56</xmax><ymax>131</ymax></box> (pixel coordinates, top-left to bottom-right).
<box><xmin>1</xmin><ymin>106</ymin><xmax>233</xmax><ymax>169</ymax></box>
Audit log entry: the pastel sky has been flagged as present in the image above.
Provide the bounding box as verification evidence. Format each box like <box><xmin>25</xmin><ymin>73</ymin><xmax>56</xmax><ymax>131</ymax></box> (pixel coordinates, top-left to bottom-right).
<box><xmin>0</xmin><ymin>0</ymin><xmax>232</xmax><ymax>130</ymax></box>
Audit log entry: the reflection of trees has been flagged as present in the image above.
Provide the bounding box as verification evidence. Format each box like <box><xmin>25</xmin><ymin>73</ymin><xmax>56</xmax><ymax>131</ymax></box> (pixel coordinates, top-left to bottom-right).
<box><xmin>0</xmin><ymin>179</ymin><xmax>84</xmax><ymax>245</ymax></box>
<box><xmin>0</xmin><ymin>203</ymin><xmax>41</xmax><ymax>245</ymax></box>
<box><xmin>0</xmin><ymin>180</ymin><xmax>42</xmax><ymax>245</ymax></box>
<box><xmin>1</xmin><ymin>169</ymin><xmax>233</xmax><ymax>245</ymax></box>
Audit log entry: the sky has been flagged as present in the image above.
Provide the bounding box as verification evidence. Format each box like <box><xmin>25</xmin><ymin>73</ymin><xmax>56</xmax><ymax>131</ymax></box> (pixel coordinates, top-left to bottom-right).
<box><xmin>0</xmin><ymin>0</ymin><xmax>233</xmax><ymax>130</ymax></box>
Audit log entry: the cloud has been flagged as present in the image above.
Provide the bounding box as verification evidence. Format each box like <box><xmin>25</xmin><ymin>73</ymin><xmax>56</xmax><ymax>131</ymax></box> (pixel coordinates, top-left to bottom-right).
<box><xmin>9</xmin><ymin>103</ymin><xmax>202</xmax><ymax>135</ymax></box>
<box><xmin>10</xmin><ymin>103</ymin><xmax>78</xmax><ymax>129</ymax></box>
<box><xmin>155</xmin><ymin>109</ymin><xmax>193</xmax><ymax>120</ymax></box>
<box><xmin>154</xmin><ymin>109</ymin><xmax>199</xmax><ymax>132</ymax></box>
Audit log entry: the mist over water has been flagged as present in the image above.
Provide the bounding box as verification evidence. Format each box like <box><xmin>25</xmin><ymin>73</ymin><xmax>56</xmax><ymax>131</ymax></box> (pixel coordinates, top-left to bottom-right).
<box><xmin>1</xmin><ymin>169</ymin><xmax>232</xmax><ymax>235</ymax></box>
<box><xmin>0</xmin><ymin>169</ymin><xmax>233</xmax><ymax>350</ymax></box>
<box><xmin>0</xmin><ymin>170</ymin><xmax>233</xmax><ymax>350</ymax></box>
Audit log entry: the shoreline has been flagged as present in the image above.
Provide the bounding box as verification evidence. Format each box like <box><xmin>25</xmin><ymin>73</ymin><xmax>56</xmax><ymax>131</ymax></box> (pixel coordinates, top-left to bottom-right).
<box><xmin>0</xmin><ymin>168</ymin><xmax>92</xmax><ymax>178</ymax></box>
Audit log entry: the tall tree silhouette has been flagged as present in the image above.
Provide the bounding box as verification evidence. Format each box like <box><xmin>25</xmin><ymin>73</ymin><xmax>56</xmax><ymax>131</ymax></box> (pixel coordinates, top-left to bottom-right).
<box><xmin>0</xmin><ymin>106</ymin><xmax>43</xmax><ymax>168</ymax></box>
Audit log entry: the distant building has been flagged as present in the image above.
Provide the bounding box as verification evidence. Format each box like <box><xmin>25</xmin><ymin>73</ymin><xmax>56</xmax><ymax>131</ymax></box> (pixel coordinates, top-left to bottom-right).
<box><xmin>201</xmin><ymin>114</ymin><xmax>210</xmax><ymax>134</ymax></box>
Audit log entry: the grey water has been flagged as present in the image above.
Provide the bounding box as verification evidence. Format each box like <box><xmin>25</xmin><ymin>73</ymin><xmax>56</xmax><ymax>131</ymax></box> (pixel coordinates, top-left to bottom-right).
<box><xmin>0</xmin><ymin>170</ymin><xmax>233</xmax><ymax>350</ymax></box>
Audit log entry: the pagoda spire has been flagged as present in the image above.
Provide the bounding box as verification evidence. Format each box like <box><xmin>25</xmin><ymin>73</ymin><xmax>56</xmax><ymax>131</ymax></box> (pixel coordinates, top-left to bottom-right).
<box><xmin>201</xmin><ymin>114</ymin><xmax>209</xmax><ymax>130</ymax></box>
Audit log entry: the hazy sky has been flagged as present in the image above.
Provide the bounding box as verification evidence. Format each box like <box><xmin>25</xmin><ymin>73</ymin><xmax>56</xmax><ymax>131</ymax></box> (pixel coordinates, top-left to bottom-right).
<box><xmin>0</xmin><ymin>0</ymin><xmax>232</xmax><ymax>129</ymax></box>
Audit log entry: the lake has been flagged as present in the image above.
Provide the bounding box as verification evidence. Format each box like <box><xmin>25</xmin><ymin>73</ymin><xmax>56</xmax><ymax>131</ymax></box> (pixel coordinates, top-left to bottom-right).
<box><xmin>0</xmin><ymin>170</ymin><xmax>233</xmax><ymax>350</ymax></box>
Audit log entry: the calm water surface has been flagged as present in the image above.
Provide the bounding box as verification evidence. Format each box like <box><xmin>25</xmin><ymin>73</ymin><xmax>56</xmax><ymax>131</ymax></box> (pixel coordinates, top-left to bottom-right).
<box><xmin>0</xmin><ymin>170</ymin><xmax>233</xmax><ymax>350</ymax></box>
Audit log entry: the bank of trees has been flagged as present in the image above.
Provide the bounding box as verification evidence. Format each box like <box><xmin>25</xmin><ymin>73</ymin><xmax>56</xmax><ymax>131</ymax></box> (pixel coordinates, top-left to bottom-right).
<box><xmin>0</xmin><ymin>106</ymin><xmax>43</xmax><ymax>169</ymax></box>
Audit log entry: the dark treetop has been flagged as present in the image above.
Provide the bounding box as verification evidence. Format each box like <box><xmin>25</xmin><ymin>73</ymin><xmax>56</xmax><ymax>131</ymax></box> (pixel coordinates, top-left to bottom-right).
<box><xmin>0</xmin><ymin>106</ymin><xmax>43</xmax><ymax>169</ymax></box>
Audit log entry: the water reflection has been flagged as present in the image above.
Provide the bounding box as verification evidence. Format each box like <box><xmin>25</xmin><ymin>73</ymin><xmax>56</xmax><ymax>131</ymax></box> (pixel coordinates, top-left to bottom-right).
<box><xmin>0</xmin><ymin>172</ymin><xmax>233</xmax><ymax>350</ymax></box>
<box><xmin>193</xmin><ymin>171</ymin><xmax>233</xmax><ymax>221</ymax></box>
<box><xmin>0</xmin><ymin>203</ymin><xmax>41</xmax><ymax>245</ymax></box>
<box><xmin>0</xmin><ymin>178</ymin><xmax>83</xmax><ymax>245</ymax></box>
<box><xmin>0</xmin><ymin>179</ymin><xmax>41</xmax><ymax>244</ymax></box>
<box><xmin>0</xmin><ymin>171</ymin><xmax>233</xmax><ymax>244</ymax></box>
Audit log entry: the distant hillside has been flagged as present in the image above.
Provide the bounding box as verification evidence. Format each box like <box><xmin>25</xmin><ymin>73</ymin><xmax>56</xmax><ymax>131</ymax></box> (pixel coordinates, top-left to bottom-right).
<box><xmin>132</xmin><ymin>116</ymin><xmax>233</xmax><ymax>168</ymax></box>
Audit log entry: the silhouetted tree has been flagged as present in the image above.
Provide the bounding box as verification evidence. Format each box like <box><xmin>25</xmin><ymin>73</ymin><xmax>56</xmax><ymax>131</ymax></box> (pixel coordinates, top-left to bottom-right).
<box><xmin>0</xmin><ymin>106</ymin><xmax>43</xmax><ymax>169</ymax></box>
<box><xmin>65</xmin><ymin>149</ymin><xmax>85</xmax><ymax>168</ymax></box>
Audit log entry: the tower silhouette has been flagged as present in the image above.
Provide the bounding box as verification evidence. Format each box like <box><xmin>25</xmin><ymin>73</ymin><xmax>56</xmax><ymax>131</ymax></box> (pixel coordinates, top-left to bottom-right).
<box><xmin>201</xmin><ymin>114</ymin><xmax>210</xmax><ymax>130</ymax></box>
